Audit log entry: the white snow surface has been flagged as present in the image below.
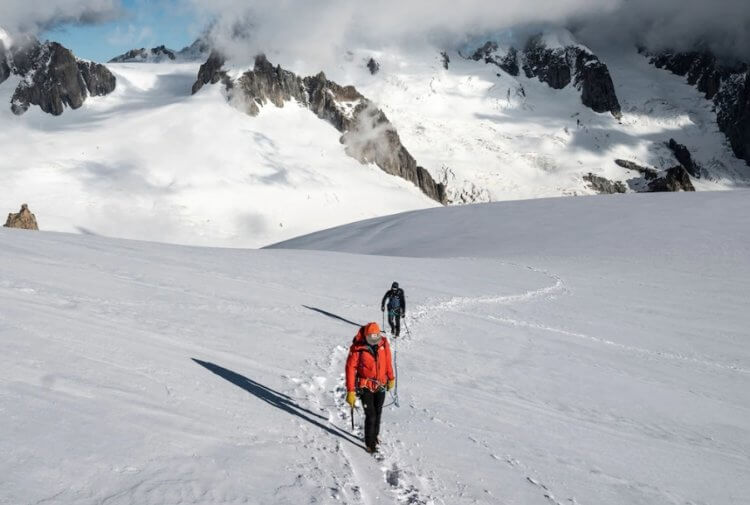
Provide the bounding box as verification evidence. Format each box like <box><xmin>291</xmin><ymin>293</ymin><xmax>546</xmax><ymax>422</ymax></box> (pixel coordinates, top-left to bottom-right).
<box><xmin>0</xmin><ymin>62</ymin><xmax>436</xmax><ymax>248</ymax></box>
<box><xmin>2</xmin><ymin>191</ymin><xmax>749</xmax><ymax>505</ymax></box>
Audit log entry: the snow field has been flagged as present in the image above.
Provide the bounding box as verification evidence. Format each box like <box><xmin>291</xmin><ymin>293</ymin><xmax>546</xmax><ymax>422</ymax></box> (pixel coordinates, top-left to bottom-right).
<box><xmin>0</xmin><ymin>62</ymin><xmax>436</xmax><ymax>248</ymax></box>
<box><xmin>2</xmin><ymin>191</ymin><xmax>749</xmax><ymax>504</ymax></box>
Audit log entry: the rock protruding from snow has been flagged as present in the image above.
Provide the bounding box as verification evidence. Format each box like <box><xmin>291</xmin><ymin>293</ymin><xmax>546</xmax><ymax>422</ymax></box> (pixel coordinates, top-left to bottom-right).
<box><xmin>109</xmin><ymin>45</ymin><xmax>176</xmax><ymax>63</ymax></box>
<box><xmin>583</xmin><ymin>173</ymin><xmax>626</xmax><ymax>194</ymax></box>
<box><xmin>647</xmin><ymin>166</ymin><xmax>696</xmax><ymax>192</ymax></box>
<box><xmin>667</xmin><ymin>138</ymin><xmax>701</xmax><ymax>178</ymax></box>
<box><xmin>465</xmin><ymin>32</ymin><xmax>620</xmax><ymax>117</ymax></box>
<box><xmin>191</xmin><ymin>51</ymin><xmax>230</xmax><ymax>95</ymax></box>
<box><xmin>615</xmin><ymin>159</ymin><xmax>658</xmax><ymax>180</ymax></box>
<box><xmin>4</xmin><ymin>204</ymin><xmax>38</xmax><ymax>230</ymax></box>
<box><xmin>366</xmin><ymin>58</ymin><xmax>380</xmax><ymax>75</ymax></box>
<box><xmin>109</xmin><ymin>38</ymin><xmax>210</xmax><ymax>63</ymax></box>
<box><xmin>650</xmin><ymin>50</ymin><xmax>750</xmax><ymax>167</ymax></box>
<box><xmin>440</xmin><ymin>52</ymin><xmax>450</xmax><ymax>70</ymax></box>
<box><xmin>6</xmin><ymin>39</ymin><xmax>115</xmax><ymax>116</ymax></box>
<box><xmin>523</xmin><ymin>34</ymin><xmax>621</xmax><ymax>117</ymax></box>
<box><xmin>0</xmin><ymin>39</ymin><xmax>10</xmax><ymax>84</ymax></box>
<box><xmin>197</xmin><ymin>54</ymin><xmax>446</xmax><ymax>203</ymax></box>
<box><xmin>470</xmin><ymin>42</ymin><xmax>520</xmax><ymax>76</ymax></box>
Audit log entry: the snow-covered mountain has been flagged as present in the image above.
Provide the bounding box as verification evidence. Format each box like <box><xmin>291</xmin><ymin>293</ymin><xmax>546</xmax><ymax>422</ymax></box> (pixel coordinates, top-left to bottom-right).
<box><xmin>0</xmin><ymin>35</ymin><xmax>115</xmax><ymax>115</ymax></box>
<box><xmin>1</xmin><ymin>27</ymin><xmax>749</xmax><ymax>247</ymax></box>
<box><xmin>109</xmin><ymin>38</ymin><xmax>210</xmax><ymax>63</ymax></box>
<box><xmin>2</xmin><ymin>191</ymin><xmax>748</xmax><ymax>504</ymax></box>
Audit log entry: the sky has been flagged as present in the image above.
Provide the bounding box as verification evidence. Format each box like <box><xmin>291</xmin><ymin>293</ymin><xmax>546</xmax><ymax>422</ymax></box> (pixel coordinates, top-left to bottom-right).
<box><xmin>2</xmin><ymin>0</ymin><xmax>749</xmax><ymax>64</ymax></box>
<box><xmin>42</xmin><ymin>0</ymin><xmax>199</xmax><ymax>62</ymax></box>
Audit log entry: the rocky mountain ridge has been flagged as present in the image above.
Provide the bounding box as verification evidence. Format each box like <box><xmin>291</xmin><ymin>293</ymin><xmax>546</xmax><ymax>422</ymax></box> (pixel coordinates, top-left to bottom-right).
<box><xmin>1</xmin><ymin>36</ymin><xmax>115</xmax><ymax>115</ymax></box>
<box><xmin>464</xmin><ymin>33</ymin><xmax>621</xmax><ymax>117</ymax></box>
<box><xmin>193</xmin><ymin>52</ymin><xmax>447</xmax><ymax>204</ymax></box>
<box><xmin>649</xmin><ymin>49</ymin><xmax>750</xmax><ymax>166</ymax></box>
<box><xmin>109</xmin><ymin>38</ymin><xmax>210</xmax><ymax>63</ymax></box>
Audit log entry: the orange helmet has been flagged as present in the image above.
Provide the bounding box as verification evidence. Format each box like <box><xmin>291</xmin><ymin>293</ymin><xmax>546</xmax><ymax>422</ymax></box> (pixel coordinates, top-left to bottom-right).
<box><xmin>364</xmin><ymin>322</ymin><xmax>380</xmax><ymax>336</ymax></box>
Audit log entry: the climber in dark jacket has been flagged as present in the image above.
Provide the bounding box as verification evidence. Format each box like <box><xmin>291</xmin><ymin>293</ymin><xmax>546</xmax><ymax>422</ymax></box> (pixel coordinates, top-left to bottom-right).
<box><xmin>380</xmin><ymin>282</ymin><xmax>406</xmax><ymax>337</ymax></box>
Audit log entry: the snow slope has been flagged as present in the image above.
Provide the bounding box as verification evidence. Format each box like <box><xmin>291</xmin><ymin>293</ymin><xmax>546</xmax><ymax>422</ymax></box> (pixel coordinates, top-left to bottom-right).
<box><xmin>301</xmin><ymin>43</ymin><xmax>750</xmax><ymax>201</ymax></box>
<box><xmin>0</xmin><ymin>62</ymin><xmax>436</xmax><ymax>248</ymax></box>
<box><xmin>2</xmin><ymin>191</ymin><xmax>749</xmax><ymax>504</ymax></box>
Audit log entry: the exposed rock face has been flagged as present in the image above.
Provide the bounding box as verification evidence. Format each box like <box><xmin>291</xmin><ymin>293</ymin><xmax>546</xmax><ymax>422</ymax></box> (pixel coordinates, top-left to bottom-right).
<box><xmin>109</xmin><ymin>45</ymin><xmax>176</xmax><ymax>63</ymax></box>
<box><xmin>440</xmin><ymin>52</ymin><xmax>450</xmax><ymax>70</ymax></box>
<box><xmin>195</xmin><ymin>54</ymin><xmax>446</xmax><ymax>204</ymax></box>
<box><xmin>576</xmin><ymin>55</ymin><xmax>621</xmax><ymax>116</ymax></box>
<box><xmin>466</xmin><ymin>34</ymin><xmax>620</xmax><ymax>117</ymax></box>
<box><xmin>667</xmin><ymin>138</ymin><xmax>701</xmax><ymax>178</ymax></box>
<box><xmin>583</xmin><ymin>173</ymin><xmax>626</xmax><ymax>194</ymax></box>
<box><xmin>366</xmin><ymin>58</ymin><xmax>380</xmax><ymax>75</ymax></box>
<box><xmin>5</xmin><ymin>39</ymin><xmax>115</xmax><ymax>116</ymax></box>
<box><xmin>0</xmin><ymin>40</ymin><xmax>10</xmax><ymax>84</ymax></box>
<box><xmin>523</xmin><ymin>37</ymin><xmax>571</xmax><ymax>89</ymax></box>
<box><xmin>523</xmin><ymin>35</ymin><xmax>621</xmax><ymax>117</ymax></box>
<box><xmin>647</xmin><ymin>166</ymin><xmax>696</xmax><ymax>192</ymax></box>
<box><xmin>615</xmin><ymin>159</ymin><xmax>658</xmax><ymax>180</ymax></box>
<box><xmin>191</xmin><ymin>51</ymin><xmax>230</xmax><ymax>95</ymax></box>
<box><xmin>650</xmin><ymin>50</ymin><xmax>750</xmax><ymax>166</ymax></box>
<box><xmin>109</xmin><ymin>38</ymin><xmax>210</xmax><ymax>64</ymax></box>
<box><xmin>470</xmin><ymin>42</ymin><xmax>519</xmax><ymax>76</ymax></box>
<box><xmin>4</xmin><ymin>204</ymin><xmax>38</xmax><ymax>230</ymax></box>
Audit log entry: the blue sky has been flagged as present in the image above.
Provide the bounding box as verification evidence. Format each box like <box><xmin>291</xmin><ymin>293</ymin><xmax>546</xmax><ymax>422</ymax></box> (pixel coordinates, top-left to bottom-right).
<box><xmin>43</xmin><ymin>0</ymin><xmax>202</xmax><ymax>62</ymax></box>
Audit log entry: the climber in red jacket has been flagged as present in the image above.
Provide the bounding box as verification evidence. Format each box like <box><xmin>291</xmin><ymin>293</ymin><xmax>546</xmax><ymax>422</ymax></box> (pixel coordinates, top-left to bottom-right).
<box><xmin>345</xmin><ymin>322</ymin><xmax>395</xmax><ymax>453</ymax></box>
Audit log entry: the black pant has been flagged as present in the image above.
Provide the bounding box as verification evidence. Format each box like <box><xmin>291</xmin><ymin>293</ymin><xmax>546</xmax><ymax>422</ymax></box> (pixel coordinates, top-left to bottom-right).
<box><xmin>359</xmin><ymin>389</ymin><xmax>386</xmax><ymax>450</ymax></box>
<box><xmin>388</xmin><ymin>309</ymin><xmax>401</xmax><ymax>336</ymax></box>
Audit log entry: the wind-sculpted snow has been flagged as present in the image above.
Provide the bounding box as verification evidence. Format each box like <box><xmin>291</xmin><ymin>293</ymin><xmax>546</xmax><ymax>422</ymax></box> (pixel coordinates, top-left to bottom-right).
<box><xmin>2</xmin><ymin>193</ymin><xmax>748</xmax><ymax>504</ymax></box>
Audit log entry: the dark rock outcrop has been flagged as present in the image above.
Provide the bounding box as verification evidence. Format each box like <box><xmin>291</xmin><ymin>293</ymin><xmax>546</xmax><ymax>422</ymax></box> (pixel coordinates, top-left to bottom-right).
<box><xmin>470</xmin><ymin>42</ymin><xmax>519</xmax><ymax>76</ymax></box>
<box><xmin>109</xmin><ymin>45</ymin><xmax>176</xmax><ymax>63</ymax></box>
<box><xmin>650</xmin><ymin>50</ymin><xmax>750</xmax><ymax>166</ymax></box>
<box><xmin>440</xmin><ymin>52</ymin><xmax>450</xmax><ymax>70</ymax></box>
<box><xmin>6</xmin><ymin>39</ymin><xmax>115</xmax><ymax>116</ymax></box>
<box><xmin>523</xmin><ymin>37</ymin><xmax>571</xmax><ymax>89</ymax></box>
<box><xmin>466</xmin><ymin>34</ymin><xmax>620</xmax><ymax>116</ymax></box>
<box><xmin>0</xmin><ymin>41</ymin><xmax>10</xmax><ymax>84</ymax></box>
<box><xmin>615</xmin><ymin>159</ymin><xmax>658</xmax><ymax>180</ymax></box>
<box><xmin>667</xmin><ymin>138</ymin><xmax>701</xmax><ymax>178</ymax></box>
<box><xmin>191</xmin><ymin>51</ymin><xmax>230</xmax><ymax>95</ymax></box>
<box><xmin>77</xmin><ymin>60</ymin><xmax>117</xmax><ymax>97</ymax></box>
<box><xmin>523</xmin><ymin>35</ymin><xmax>621</xmax><ymax>117</ymax></box>
<box><xmin>575</xmin><ymin>54</ymin><xmax>621</xmax><ymax>116</ymax></box>
<box><xmin>196</xmin><ymin>54</ymin><xmax>446</xmax><ymax>203</ymax></box>
<box><xmin>367</xmin><ymin>58</ymin><xmax>380</xmax><ymax>75</ymax></box>
<box><xmin>4</xmin><ymin>204</ymin><xmax>38</xmax><ymax>230</ymax></box>
<box><xmin>646</xmin><ymin>166</ymin><xmax>696</xmax><ymax>192</ymax></box>
<box><xmin>583</xmin><ymin>173</ymin><xmax>626</xmax><ymax>194</ymax></box>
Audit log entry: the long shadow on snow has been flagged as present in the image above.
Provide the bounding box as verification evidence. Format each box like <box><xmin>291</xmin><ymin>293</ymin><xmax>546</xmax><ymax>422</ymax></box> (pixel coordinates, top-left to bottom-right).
<box><xmin>302</xmin><ymin>305</ymin><xmax>361</xmax><ymax>327</ymax></box>
<box><xmin>192</xmin><ymin>359</ymin><xmax>365</xmax><ymax>449</ymax></box>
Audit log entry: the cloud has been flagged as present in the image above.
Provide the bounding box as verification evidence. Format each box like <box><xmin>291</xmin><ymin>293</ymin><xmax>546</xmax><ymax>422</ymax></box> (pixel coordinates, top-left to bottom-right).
<box><xmin>573</xmin><ymin>0</ymin><xmax>750</xmax><ymax>62</ymax></box>
<box><xmin>183</xmin><ymin>0</ymin><xmax>749</xmax><ymax>66</ymax></box>
<box><xmin>106</xmin><ymin>23</ymin><xmax>154</xmax><ymax>46</ymax></box>
<box><xmin>0</xmin><ymin>0</ymin><xmax>122</xmax><ymax>36</ymax></box>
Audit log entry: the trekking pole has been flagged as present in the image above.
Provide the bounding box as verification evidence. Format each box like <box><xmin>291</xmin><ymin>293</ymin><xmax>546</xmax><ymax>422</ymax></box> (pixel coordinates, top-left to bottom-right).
<box><xmin>350</xmin><ymin>406</ymin><xmax>355</xmax><ymax>431</ymax></box>
<box><xmin>392</xmin><ymin>334</ymin><xmax>400</xmax><ymax>407</ymax></box>
<box><xmin>403</xmin><ymin>316</ymin><xmax>412</xmax><ymax>338</ymax></box>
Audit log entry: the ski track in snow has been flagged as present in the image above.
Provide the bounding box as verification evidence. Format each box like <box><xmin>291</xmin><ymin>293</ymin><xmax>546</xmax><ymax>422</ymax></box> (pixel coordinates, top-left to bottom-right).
<box><xmin>483</xmin><ymin>314</ymin><xmax>750</xmax><ymax>376</ymax></box>
<box><xmin>284</xmin><ymin>261</ymin><xmax>568</xmax><ymax>505</ymax></box>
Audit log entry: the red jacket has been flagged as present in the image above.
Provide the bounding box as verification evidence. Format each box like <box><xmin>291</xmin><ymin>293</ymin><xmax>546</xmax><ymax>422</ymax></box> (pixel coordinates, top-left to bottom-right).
<box><xmin>345</xmin><ymin>327</ymin><xmax>395</xmax><ymax>392</ymax></box>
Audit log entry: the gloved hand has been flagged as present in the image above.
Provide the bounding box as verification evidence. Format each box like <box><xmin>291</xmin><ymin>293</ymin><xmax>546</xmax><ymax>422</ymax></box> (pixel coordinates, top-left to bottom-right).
<box><xmin>387</xmin><ymin>379</ymin><xmax>395</xmax><ymax>391</ymax></box>
<box><xmin>346</xmin><ymin>391</ymin><xmax>357</xmax><ymax>407</ymax></box>
<box><xmin>401</xmin><ymin>312</ymin><xmax>406</xmax><ymax>319</ymax></box>
<box><xmin>381</xmin><ymin>307</ymin><xmax>385</xmax><ymax>312</ymax></box>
